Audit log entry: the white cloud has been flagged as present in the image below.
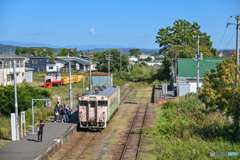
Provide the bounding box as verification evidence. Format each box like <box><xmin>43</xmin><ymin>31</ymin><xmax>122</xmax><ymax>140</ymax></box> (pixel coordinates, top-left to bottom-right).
<box><xmin>88</xmin><ymin>28</ymin><xmax>96</xmax><ymax>37</ymax></box>
<box><xmin>139</xmin><ymin>33</ymin><xmax>146</xmax><ymax>38</ymax></box>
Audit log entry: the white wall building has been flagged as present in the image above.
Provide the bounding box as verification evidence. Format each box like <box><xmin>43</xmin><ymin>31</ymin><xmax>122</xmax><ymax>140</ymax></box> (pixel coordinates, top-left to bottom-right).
<box><xmin>145</xmin><ymin>61</ymin><xmax>162</xmax><ymax>66</ymax></box>
<box><xmin>139</xmin><ymin>54</ymin><xmax>155</xmax><ymax>60</ymax></box>
<box><xmin>46</xmin><ymin>63</ymin><xmax>62</xmax><ymax>72</ymax></box>
<box><xmin>128</xmin><ymin>56</ymin><xmax>138</xmax><ymax>62</ymax></box>
<box><xmin>0</xmin><ymin>55</ymin><xmax>25</xmax><ymax>86</ymax></box>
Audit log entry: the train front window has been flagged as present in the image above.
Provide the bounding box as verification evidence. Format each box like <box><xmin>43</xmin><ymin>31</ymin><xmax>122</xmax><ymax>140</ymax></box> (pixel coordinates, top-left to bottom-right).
<box><xmin>98</xmin><ymin>101</ymin><xmax>108</xmax><ymax>106</ymax></box>
<box><xmin>80</xmin><ymin>101</ymin><xmax>88</xmax><ymax>106</ymax></box>
<box><xmin>90</xmin><ymin>101</ymin><xmax>96</xmax><ymax>108</ymax></box>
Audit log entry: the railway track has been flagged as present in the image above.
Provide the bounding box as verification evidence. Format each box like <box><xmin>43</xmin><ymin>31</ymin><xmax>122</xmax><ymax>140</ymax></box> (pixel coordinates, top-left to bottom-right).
<box><xmin>57</xmin><ymin>83</ymin><xmax>138</xmax><ymax>160</ymax></box>
<box><xmin>119</xmin><ymin>97</ymin><xmax>148</xmax><ymax>160</ymax></box>
<box><xmin>60</xmin><ymin>131</ymin><xmax>99</xmax><ymax>160</ymax></box>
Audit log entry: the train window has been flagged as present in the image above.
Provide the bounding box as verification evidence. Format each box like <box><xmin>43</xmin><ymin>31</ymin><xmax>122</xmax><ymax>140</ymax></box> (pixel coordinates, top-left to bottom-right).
<box><xmin>98</xmin><ymin>101</ymin><xmax>108</xmax><ymax>106</ymax></box>
<box><xmin>90</xmin><ymin>101</ymin><xmax>96</xmax><ymax>108</ymax></box>
<box><xmin>80</xmin><ymin>101</ymin><xmax>88</xmax><ymax>106</ymax></box>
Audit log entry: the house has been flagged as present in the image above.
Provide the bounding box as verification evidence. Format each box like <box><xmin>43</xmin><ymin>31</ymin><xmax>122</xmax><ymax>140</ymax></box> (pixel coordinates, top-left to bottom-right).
<box><xmin>0</xmin><ymin>55</ymin><xmax>26</xmax><ymax>86</ymax></box>
<box><xmin>19</xmin><ymin>54</ymin><xmax>33</xmax><ymax>63</ymax></box>
<box><xmin>217</xmin><ymin>50</ymin><xmax>233</xmax><ymax>57</ymax></box>
<box><xmin>173</xmin><ymin>58</ymin><xmax>224</xmax><ymax>95</ymax></box>
<box><xmin>46</xmin><ymin>63</ymin><xmax>62</xmax><ymax>72</ymax></box>
<box><xmin>128</xmin><ymin>56</ymin><xmax>138</xmax><ymax>62</ymax></box>
<box><xmin>139</xmin><ymin>54</ymin><xmax>155</xmax><ymax>60</ymax></box>
<box><xmin>145</xmin><ymin>61</ymin><xmax>162</xmax><ymax>66</ymax></box>
<box><xmin>55</xmin><ymin>56</ymin><xmax>98</xmax><ymax>71</ymax></box>
<box><xmin>29</xmin><ymin>56</ymin><xmax>50</xmax><ymax>72</ymax></box>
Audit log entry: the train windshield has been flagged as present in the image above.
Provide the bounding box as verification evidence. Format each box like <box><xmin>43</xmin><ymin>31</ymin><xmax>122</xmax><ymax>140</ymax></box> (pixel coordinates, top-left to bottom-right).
<box><xmin>80</xmin><ymin>101</ymin><xmax>88</xmax><ymax>106</ymax></box>
<box><xmin>98</xmin><ymin>101</ymin><xmax>108</xmax><ymax>106</ymax></box>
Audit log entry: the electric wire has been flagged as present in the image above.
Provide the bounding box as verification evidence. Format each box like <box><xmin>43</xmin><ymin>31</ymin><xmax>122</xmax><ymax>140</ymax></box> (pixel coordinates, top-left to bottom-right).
<box><xmin>216</xmin><ymin>15</ymin><xmax>234</xmax><ymax>50</ymax></box>
<box><xmin>0</xmin><ymin>98</ymin><xmax>15</xmax><ymax>110</ymax></box>
<box><xmin>225</xmin><ymin>30</ymin><xmax>236</xmax><ymax>50</ymax></box>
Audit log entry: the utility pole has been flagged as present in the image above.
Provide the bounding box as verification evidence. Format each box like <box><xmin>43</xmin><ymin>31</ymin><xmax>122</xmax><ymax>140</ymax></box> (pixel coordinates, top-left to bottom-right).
<box><xmin>192</xmin><ymin>35</ymin><xmax>204</xmax><ymax>96</ymax></box>
<box><xmin>120</xmin><ymin>50</ymin><xmax>122</xmax><ymax>78</ymax></box>
<box><xmin>82</xmin><ymin>64</ymin><xmax>85</xmax><ymax>95</ymax></box>
<box><xmin>68</xmin><ymin>53</ymin><xmax>72</xmax><ymax>109</ymax></box>
<box><xmin>88</xmin><ymin>50</ymin><xmax>93</xmax><ymax>91</ymax></box>
<box><xmin>106</xmin><ymin>53</ymin><xmax>113</xmax><ymax>85</ymax></box>
<box><xmin>13</xmin><ymin>60</ymin><xmax>19</xmax><ymax>141</ymax></box>
<box><xmin>174</xmin><ymin>46</ymin><xmax>177</xmax><ymax>83</ymax></box>
<box><xmin>227</xmin><ymin>14</ymin><xmax>240</xmax><ymax>139</ymax></box>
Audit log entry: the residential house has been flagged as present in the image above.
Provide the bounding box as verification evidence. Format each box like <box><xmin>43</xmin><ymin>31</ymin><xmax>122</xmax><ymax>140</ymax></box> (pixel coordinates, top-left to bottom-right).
<box><xmin>28</xmin><ymin>56</ymin><xmax>50</xmax><ymax>72</ymax></box>
<box><xmin>55</xmin><ymin>56</ymin><xmax>98</xmax><ymax>71</ymax></box>
<box><xmin>128</xmin><ymin>56</ymin><xmax>138</xmax><ymax>62</ymax></box>
<box><xmin>217</xmin><ymin>50</ymin><xmax>233</xmax><ymax>57</ymax></box>
<box><xmin>19</xmin><ymin>54</ymin><xmax>33</xmax><ymax>63</ymax></box>
<box><xmin>0</xmin><ymin>55</ymin><xmax>25</xmax><ymax>86</ymax></box>
<box><xmin>46</xmin><ymin>63</ymin><xmax>62</xmax><ymax>72</ymax></box>
<box><xmin>173</xmin><ymin>58</ymin><xmax>224</xmax><ymax>96</ymax></box>
<box><xmin>145</xmin><ymin>61</ymin><xmax>162</xmax><ymax>66</ymax></box>
<box><xmin>139</xmin><ymin>54</ymin><xmax>155</xmax><ymax>60</ymax></box>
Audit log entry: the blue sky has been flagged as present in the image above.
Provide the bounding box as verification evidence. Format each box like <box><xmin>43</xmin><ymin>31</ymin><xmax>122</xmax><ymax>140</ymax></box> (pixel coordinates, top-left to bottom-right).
<box><xmin>0</xmin><ymin>0</ymin><xmax>239</xmax><ymax>49</ymax></box>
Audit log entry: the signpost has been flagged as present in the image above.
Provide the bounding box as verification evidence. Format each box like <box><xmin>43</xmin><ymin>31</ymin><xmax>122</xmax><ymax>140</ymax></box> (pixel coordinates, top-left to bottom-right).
<box><xmin>21</xmin><ymin>111</ymin><xmax>26</xmax><ymax>138</ymax></box>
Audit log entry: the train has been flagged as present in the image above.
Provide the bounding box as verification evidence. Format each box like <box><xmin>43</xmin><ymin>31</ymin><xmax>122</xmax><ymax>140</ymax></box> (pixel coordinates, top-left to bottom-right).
<box><xmin>78</xmin><ymin>85</ymin><xmax>120</xmax><ymax>129</ymax></box>
<box><xmin>44</xmin><ymin>71</ymin><xmax>85</xmax><ymax>88</ymax></box>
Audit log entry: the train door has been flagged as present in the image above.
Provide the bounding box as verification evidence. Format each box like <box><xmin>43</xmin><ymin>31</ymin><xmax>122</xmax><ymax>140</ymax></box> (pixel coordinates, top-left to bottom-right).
<box><xmin>89</xmin><ymin>101</ymin><xmax>97</xmax><ymax>123</ymax></box>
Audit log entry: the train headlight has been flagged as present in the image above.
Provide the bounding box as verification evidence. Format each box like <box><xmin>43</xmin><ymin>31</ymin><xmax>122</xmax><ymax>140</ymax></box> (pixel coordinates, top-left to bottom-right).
<box><xmin>101</xmin><ymin>97</ymin><xmax>104</xmax><ymax>100</ymax></box>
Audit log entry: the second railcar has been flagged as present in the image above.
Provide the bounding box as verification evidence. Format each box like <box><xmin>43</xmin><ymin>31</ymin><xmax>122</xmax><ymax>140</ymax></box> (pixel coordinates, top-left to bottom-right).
<box><xmin>78</xmin><ymin>85</ymin><xmax>120</xmax><ymax>129</ymax></box>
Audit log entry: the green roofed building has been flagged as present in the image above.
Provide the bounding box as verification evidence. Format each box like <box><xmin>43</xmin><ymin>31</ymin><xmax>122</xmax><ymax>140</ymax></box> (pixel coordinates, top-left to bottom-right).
<box><xmin>176</xmin><ymin>58</ymin><xmax>224</xmax><ymax>95</ymax></box>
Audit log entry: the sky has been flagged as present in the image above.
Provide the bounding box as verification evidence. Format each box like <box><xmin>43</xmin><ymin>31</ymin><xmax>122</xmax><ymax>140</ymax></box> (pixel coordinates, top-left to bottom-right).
<box><xmin>0</xmin><ymin>0</ymin><xmax>239</xmax><ymax>50</ymax></box>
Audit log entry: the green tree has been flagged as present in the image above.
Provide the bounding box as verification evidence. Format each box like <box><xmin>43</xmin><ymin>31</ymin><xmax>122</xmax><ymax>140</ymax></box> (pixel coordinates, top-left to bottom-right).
<box><xmin>58</xmin><ymin>48</ymin><xmax>69</xmax><ymax>56</ymax></box>
<box><xmin>155</xmin><ymin>19</ymin><xmax>213</xmax><ymax>54</ymax></box>
<box><xmin>15</xmin><ymin>47</ymin><xmax>23</xmax><ymax>55</ymax></box>
<box><xmin>129</xmin><ymin>49</ymin><xmax>141</xmax><ymax>57</ymax></box>
<box><xmin>96</xmin><ymin>49</ymin><xmax>128</xmax><ymax>73</ymax></box>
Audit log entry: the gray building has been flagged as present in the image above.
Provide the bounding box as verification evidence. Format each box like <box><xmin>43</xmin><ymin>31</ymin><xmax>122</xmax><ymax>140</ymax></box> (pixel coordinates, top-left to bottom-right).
<box><xmin>28</xmin><ymin>56</ymin><xmax>50</xmax><ymax>72</ymax></box>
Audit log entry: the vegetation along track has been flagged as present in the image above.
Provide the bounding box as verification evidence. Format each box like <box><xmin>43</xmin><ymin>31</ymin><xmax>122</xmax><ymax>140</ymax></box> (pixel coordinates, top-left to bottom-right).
<box><xmin>120</xmin><ymin>83</ymin><xmax>136</xmax><ymax>102</ymax></box>
<box><xmin>60</xmin><ymin>131</ymin><xmax>99</xmax><ymax>160</ymax></box>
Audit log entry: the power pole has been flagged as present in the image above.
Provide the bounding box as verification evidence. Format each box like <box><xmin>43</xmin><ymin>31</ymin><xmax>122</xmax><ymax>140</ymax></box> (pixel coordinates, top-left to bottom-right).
<box><xmin>68</xmin><ymin>53</ymin><xmax>72</xmax><ymax>109</ymax></box>
<box><xmin>13</xmin><ymin>60</ymin><xmax>19</xmax><ymax>141</ymax></box>
<box><xmin>174</xmin><ymin>46</ymin><xmax>177</xmax><ymax>83</ymax></box>
<box><xmin>120</xmin><ymin>50</ymin><xmax>122</xmax><ymax>78</ymax></box>
<box><xmin>192</xmin><ymin>35</ymin><xmax>204</xmax><ymax>96</ymax></box>
<box><xmin>88</xmin><ymin>50</ymin><xmax>93</xmax><ymax>91</ymax></box>
<box><xmin>82</xmin><ymin>64</ymin><xmax>85</xmax><ymax>95</ymax></box>
<box><xmin>106</xmin><ymin>53</ymin><xmax>113</xmax><ymax>85</ymax></box>
<box><xmin>227</xmin><ymin>14</ymin><xmax>240</xmax><ymax>140</ymax></box>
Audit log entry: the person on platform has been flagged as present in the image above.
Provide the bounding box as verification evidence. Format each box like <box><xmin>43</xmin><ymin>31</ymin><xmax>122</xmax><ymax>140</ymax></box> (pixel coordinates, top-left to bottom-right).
<box><xmin>54</xmin><ymin>106</ymin><xmax>58</xmax><ymax>122</ymax></box>
<box><xmin>60</xmin><ymin>106</ymin><xmax>65</xmax><ymax>123</ymax></box>
<box><xmin>37</xmin><ymin>120</ymin><xmax>45</xmax><ymax>142</ymax></box>
<box><xmin>64</xmin><ymin>106</ymin><xmax>69</xmax><ymax>122</ymax></box>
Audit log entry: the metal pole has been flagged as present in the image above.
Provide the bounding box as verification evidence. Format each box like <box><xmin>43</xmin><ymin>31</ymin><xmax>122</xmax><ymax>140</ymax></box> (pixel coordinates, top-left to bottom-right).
<box><xmin>88</xmin><ymin>51</ymin><xmax>92</xmax><ymax>90</ymax></box>
<box><xmin>68</xmin><ymin>53</ymin><xmax>72</xmax><ymax>109</ymax></box>
<box><xmin>14</xmin><ymin>60</ymin><xmax>19</xmax><ymax>141</ymax></box>
<box><xmin>234</xmin><ymin>15</ymin><xmax>240</xmax><ymax>138</ymax></box>
<box><xmin>174</xmin><ymin>46</ymin><xmax>177</xmax><ymax>83</ymax></box>
<box><xmin>82</xmin><ymin>64</ymin><xmax>85</xmax><ymax>95</ymax></box>
<box><xmin>197</xmin><ymin>35</ymin><xmax>199</xmax><ymax>96</ymax></box>
<box><xmin>108</xmin><ymin>52</ymin><xmax>110</xmax><ymax>85</ymax></box>
<box><xmin>120</xmin><ymin>50</ymin><xmax>122</xmax><ymax>78</ymax></box>
<box><xmin>32</xmin><ymin>99</ymin><xmax>34</xmax><ymax>134</ymax></box>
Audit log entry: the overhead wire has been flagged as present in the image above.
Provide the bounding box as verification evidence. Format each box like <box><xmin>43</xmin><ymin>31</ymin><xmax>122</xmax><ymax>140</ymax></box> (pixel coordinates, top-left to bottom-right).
<box><xmin>225</xmin><ymin>31</ymin><xmax>236</xmax><ymax>50</ymax></box>
<box><xmin>216</xmin><ymin>15</ymin><xmax>235</xmax><ymax>50</ymax></box>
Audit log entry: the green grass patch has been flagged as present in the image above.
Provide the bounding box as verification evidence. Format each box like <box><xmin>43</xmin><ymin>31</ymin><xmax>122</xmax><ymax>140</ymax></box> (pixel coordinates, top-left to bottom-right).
<box><xmin>145</xmin><ymin>94</ymin><xmax>240</xmax><ymax>160</ymax></box>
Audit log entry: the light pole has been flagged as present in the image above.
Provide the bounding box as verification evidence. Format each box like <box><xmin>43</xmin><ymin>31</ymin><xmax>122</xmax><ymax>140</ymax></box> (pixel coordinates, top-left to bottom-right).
<box><xmin>31</xmin><ymin>99</ymin><xmax>50</xmax><ymax>134</ymax></box>
<box><xmin>68</xmin><ymin>53</ymin><xmax>72</xmax><ymax>109</ymax></box>
<box><xmin>13</xmin><ymin>60</ymin><xmax>19</xmax><ymax>140</ymax></box>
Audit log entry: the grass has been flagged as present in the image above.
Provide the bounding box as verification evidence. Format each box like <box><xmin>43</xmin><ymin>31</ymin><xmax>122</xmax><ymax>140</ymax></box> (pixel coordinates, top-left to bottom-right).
<box><xmin>144</xmin><ymin>94</ymin><xmax>240</xmax><ymax>160</ymax></box>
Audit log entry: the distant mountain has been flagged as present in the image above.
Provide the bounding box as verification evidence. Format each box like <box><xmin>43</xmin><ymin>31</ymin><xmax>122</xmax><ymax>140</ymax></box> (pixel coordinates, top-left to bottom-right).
<box><xmin>0</xmin><ymin>40</ymin><xmax>160</xmax><ymax>55</ymax></box>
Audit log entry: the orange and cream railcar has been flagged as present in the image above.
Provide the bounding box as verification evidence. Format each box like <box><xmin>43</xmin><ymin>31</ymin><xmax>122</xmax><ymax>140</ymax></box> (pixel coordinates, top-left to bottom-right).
<box><xmin>78</xmin><ymin>85</ymin><xmax>120</xmax><ymax>129</ymax></box>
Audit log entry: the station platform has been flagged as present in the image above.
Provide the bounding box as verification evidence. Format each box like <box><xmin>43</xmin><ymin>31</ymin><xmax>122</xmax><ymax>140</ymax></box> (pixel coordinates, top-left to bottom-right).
<box><xmin>0</xmin><ymin>104</ymin><xmax>79</xmax><ymax>160</ymax></box>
